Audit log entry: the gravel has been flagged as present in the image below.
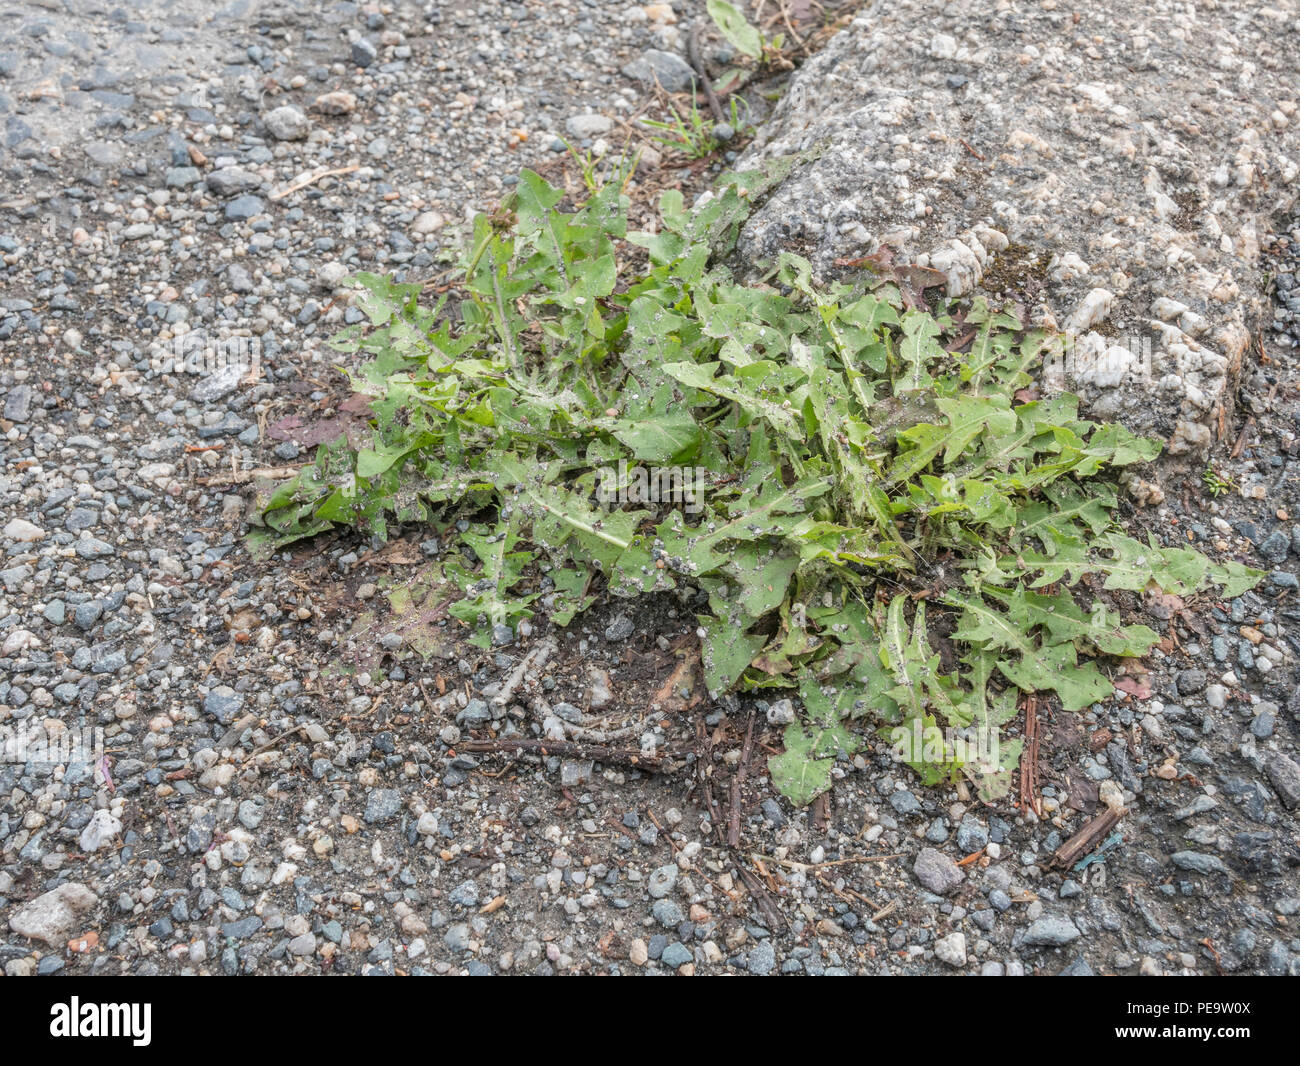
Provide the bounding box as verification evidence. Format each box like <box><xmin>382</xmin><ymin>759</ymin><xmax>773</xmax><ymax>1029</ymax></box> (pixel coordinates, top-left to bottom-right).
<box><xmin>621</xmin><ymin>49</ymin><xmax>697</xmax><ymax>92</ymax></box>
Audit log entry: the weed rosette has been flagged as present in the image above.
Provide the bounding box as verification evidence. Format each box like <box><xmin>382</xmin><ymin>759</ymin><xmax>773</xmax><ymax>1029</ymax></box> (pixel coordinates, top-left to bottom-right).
<box><xmin>253</xmin><ymin>167</ymin><xmax>1261</xmax><ymax>807</ymax></box>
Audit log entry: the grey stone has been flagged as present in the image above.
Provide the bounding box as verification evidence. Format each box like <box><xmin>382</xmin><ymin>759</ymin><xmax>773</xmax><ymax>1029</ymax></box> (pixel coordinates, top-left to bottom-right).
<box><xmin>604</xmin><ymin>615</ymin><xmax>635</xmax><ymax>641</ymax></box>
<box><xmin>1250</xmin><ymin>710</ymin><xmax>1275</xmax><ymax>739</ymax></box>
<box><xmin>226</xmin><ymin>264</ymin><xmax>255</xmax><ymax>294</ymax></box>
<box><xmin>364</xmin><ymin>788</ymin><xmax>402</xmax><ymax>824</ymax></box>
<box><xmin>264</xmin><ymin>105</ymin><xmax>309</xmax><ymax>141</ymax></box>
<box><xmin>661</xmin><ymin>942</ymin><xmax>693</xmax><ymax>967</ymax></box>
<box><xmin>890</xmin><ymin>790</ymin><xmax>921</xmax><ymax>815</ymax></box>
<box><xmin>185</xmin><ymin>814</ymin><xmax>215</xmax><ymax>853</ymax></box>
<box><xmin>651</xmin><ymin>898</ymin><xmax>683</xmax><ymax>926</ymax></box>
<box><xmin>621</xmin><ymin>49</ymin><xmax>696</xmax><ymax>92</ymax></box>
<box><xmin>190</xmin><ymin>361</ymin><xmax>244</xmax><ymax>402</ymax></box>
<box><xmin>760</xmin><ymin>797</ymin><xmax>786</xmax><ymax>826</ymax></box>
<box><xmin>203</xmin><ymin>685</ymin><xmax>243</xmax><ymax>723</ymax></box>
<box><xmin>1106</xmin><ymin>739</ymin><xmax>1143</xmax><ymax>794</ymax></box>
<box><xmin>646</xmin><ymin>864</ymin><xmax>678</xmax><ymax>899</ymax></box>
<box><xmin>73</xmin><ymin>599</ymin><xmax>103</xmax><ymax>630</ymax></box>
<box><xmin>1259</xmin><ymin>529</ymin><xmax>1291</xmax><ymax>565</ymax></box>
<box><xmin>351</xmin><ymin>38</ymin><xmax>378</xmax><ymax>68</ymax></box>
<box><xmin>747</xmin><ymin>939</ymin><xmax>776</xmax><ymax>974</ymax></box>
<box><xmin>206</xmin><ymin>167</ymin><xmax>261</xmax><ymax>197</ymax></box>
<box><xmin>934</xmin><ymin>931</ymin><xmax>967</xmax><ymax>967</ymax></box>
<box><xmin>237</xmin><ymin>799</ymin><xmax>264</xmax><ymax>830</ymax></box>
<box><xmin>447</xmin><ymin>879</ymin><xmax>479</xmax><ymax>907</ymax></box>
<box><xmin>287</xmin><ymin>933</ymin><xmax>316</xmax><ymax>956</ymax></box>
<box><xmin>913</xmin><ymin>847</ymin><xmax>963</xmax><ymax>895</ymax></box>
<box><xmin>164</xmin><ymin>166</ymin><xmax>202</xmax><ymax>187</ymax></box>
<box><xmin>1023</xmin><ymin>915</ymin><xmax>1081</xmax><ymax>947</ymax></box>
<box><xmin>4</xmin><ymin>385</ymin><xmax>32</xmax><ymax>422</ymax></box>
<box><xmin>955</xmin><ymin>814</ymin><xmax>989</xmax><ymax>852</ymax></box>
<box><xmin>559</xmin><ymin>758</ymin><xmax>592</xmax><ymax>787</ymax></box>
<box><xmin>565</xmin><ymin>113</ymin><xmax>612</xmax><ymax>138</ymax></box>
<box><xmin>443</xmin><ymin>922</ymin><xmax>471</xmax><ymax>951</ymax></box>
<box><xmin>65</xmin><ymin>507</ymin><xmax>99</xmax><ymax>533</ymax></box>
<box><xmin>1171</xmin><ymin>851</ymin><xmax>1230</xmax><ymax>876</ymax></box>
<box><xmin>456</xmin><ymin>698</ymin><xmax>492</xmax><ymax>726</ymax></box>
<box><xmin>85</xmin><ymin>140</ymin><xmax>124</xmax><ymax>166</ymax></box>
<box><xmin>1265</xmin><ymin>753</ymin><xmax>1300</xmax><ymax>809</ymax></box>
<box><xmin>224</xmin><ymin>195</ymin><xmax>265</xmax><ymax>222</ymax></box>
<box><xmin>7</xmin><ymin>883</ymin><xmax>98</xmax><ymax>947</ymax></box>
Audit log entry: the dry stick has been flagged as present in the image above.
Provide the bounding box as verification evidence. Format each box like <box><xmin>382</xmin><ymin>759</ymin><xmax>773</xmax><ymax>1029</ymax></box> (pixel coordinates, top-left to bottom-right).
<box><xmin>778</xmin><ymin>0</ymin><xmax>809</xmax><ymax>56</ymax></box>
<box><xmin>1051</xmin><ymin>805</ymin><xmax>1126</xmax><ymax>869</ymax></box>
<box><xmin>241</xmin><ymin>723</ymin><xmax>308</xmax><ymax>765</ymax></box>
<box><xmin>562</xmin><ymin>718</ymin><xmax>652</xmax><ymax>744</ymax></box>
<box><xmin>194</xmin><ymin>466</ymin><xmax>299</xmax><ymax>486</ymax></box>
<box><xmin>456</xmin><ymin>737</ymin><xmax>682</xmax><ymax>770</ymax></box>
<box><xmin>735</xmin><ymin>864</ymin><xmax>788</xmax><ymax>934</ymax></box>
<box><xmin>646</xmin><ymin>809</ymin><xmax>679</xmax><ymax>854</ymax></box>
<box><xmin>606</xmin><ymin>815</ymin><xmax>638</xmax><ymax>841</ymax></box>
<box><xmin>215</xmin><ymin>713</ymin><xmax>259</xmax><ymax>751</ymax></box>
<box><xmin>811</xmin><ymin>790</ymin><xmax>830</xmax><ymax>831</ymax></box>
<box><xmin>1229</xmin><ymin>416</ymin><xmax>1255</xmax><ymax>461</ymax></box>
<box><xmin>870</xmin><ymin>899</ymin><xmax>898</xmax><ymax>923</ymax></box>
<box><xmin>269</xmin><ymin>164</ymin><xmax>360</xmax><ymax>201</ymax></box>
<box><xmin>686</xmin><ymin>22</ymin><xmax>726</xmax><ymax>123</ymax></box>
<box><xmin>750</xmin><ymin>852</ymin><xmax>904</xmax><ymax>871</ymax></box>
<box><xmin>696</xmin><ymin>719</ymin><xmax>726</xmax><ymax>845</ymax></box>
<box><xmin>814</xmin><ymin>870</ymin><xmax>883</xmax><ymax>914</ymax></box>
<box><xmin>492</xmin><ymin>641</ymin><xmax>554</xmax><ymax>707</ymax></box>
<box><xmin>727</xmin><ymin>709</ymin><xmax>756</xmax><ymax>848</ymax></box>
<box><xmin>417</xmin><ymin>677</ymin><xmax>444</xmax><ymax>717</ymax></box>
<box><xmin>685</xmin><ymin>713</ymin><xmax>793</xmax><ymax>928</ymax></box>
<box><xmin>241</xmin><ymin>694</ymin><xmax>358</xmax><ymax>767</ymax></box>
<box><xmin>1020</xmin><ymin>693</ymin><xmax>1042</xmax><ymax>817</ymax></box>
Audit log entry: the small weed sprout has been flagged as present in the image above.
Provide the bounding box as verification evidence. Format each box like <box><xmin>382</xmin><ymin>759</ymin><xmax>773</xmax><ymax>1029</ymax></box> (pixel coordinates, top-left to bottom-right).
<box><xmin>1202</xmin><ymin>465</ymin><xmax>1234</xmax><ymax>497</ymax></box>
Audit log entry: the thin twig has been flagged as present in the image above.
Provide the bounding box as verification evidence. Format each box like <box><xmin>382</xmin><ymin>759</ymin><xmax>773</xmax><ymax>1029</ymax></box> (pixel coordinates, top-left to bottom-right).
<box><xmin>696</xmin><ymin>719</ymin><xmax>726</xmax><ymax>845</ymax></box>
<box><xmin>269</xmin><ymin>165</ymin><xmax>360</xmax><ymax>201</ymax></box>
<box><xmin>241</xmin><ymin>723</ymin><xmax>307</xmax><ymax>764</ymax></box>
<box><xmin>870</xmin><ymin>899</ymin><xmax>898</xmax><ymax>923</ymax></box>
<box><xmin>748</xmin><ymin>852</ymin><xmax>903</xmax><ymax>871</ymax></box>
<box><xmin>1020</xmin><ymin>693</ymin><xmax>1042</xmax><ymax>817</ymax></box>
<box><xmin>492</xmin><ymin>641</ymin><xmax>554</xmax><ymax>707</ymax></box>
<box><xmin>194</xmin><ymin>465</ymin><xmax>299</xmax><ymax>486</ymax></box>
<box><xmin>686</xmin><ymin>22</ymin><xmax>726</xmax><ymax>123</ymax></box>
<box><xmin>736</xmin><ymin>864</ymin><xmax>788</xmax><ymax>934</ymax></box>
<box><xmin>727</xmin><ymin>709</ymin><xmax>756</xmax><ymax>848</ymax></box>
<box><xmin>1229</xmin><ymin>416</ymin><xmax>1255</xmax><ymax>461</ymax></box>
<box><xmin>457</xmin><ymin>737</ymin><xmax>683</xmax><ymax>770</ymax></box>
<box><xmin>1051</xmin><ymin>806</ymin><xmax>1126</xmax><ymax>869</ymax></box>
